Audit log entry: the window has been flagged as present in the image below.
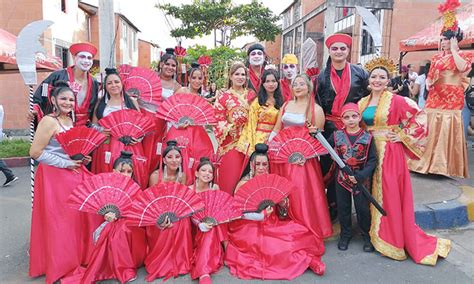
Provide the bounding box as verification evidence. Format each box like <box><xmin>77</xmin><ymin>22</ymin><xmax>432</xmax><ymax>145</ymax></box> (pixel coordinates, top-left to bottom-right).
<box><xmin>132</xmin><ymin>32</ymin><xmax>137</xmax><ymax>52</ymax></box>
<box><xmin>293</xmin><ymin>0</ymin><xmax>301</xmax><ymax>23</ymax></box>
<box><xmin>61</xmin><ymin>0</ymin><xmax>67</xmax><ymax>13</ymax></box>
<box><xmin>294</xmin><ymin>26</ymin><xmax>302</xmax><ymax>60</ymax></box>
<box><xmin>335</xmin><ymin>7</ymin><xmax>354</xmax><ymax>22</ymax></box>
<box><xmin>283</xmin><ymin>10</ymin><xmax>292</xmax><ymax>29</ymax></box>
<box><xmin>55</xmin><ymin>45</ymin><xmax>69</xmax><ymax>68</ymax></box>
<box><xmin>283</xmin><ymin>31</ymin><xmax>294</xmax><ymax>55</ymax></box>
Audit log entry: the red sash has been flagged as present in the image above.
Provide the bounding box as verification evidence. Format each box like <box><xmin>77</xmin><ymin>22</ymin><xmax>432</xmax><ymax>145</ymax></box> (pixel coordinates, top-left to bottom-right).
<box><xmin>249</xmin><ymin>66</ymin><xmax>263</xmax><ymax>93</ymax></box>
<box><xmin>330</xmin><ymin>63</ymin><xmax>351</xmax><ymax>129</ymax></box>
<box><xmin>66</xmin><ymin>67</ymin><xmax>93</xmax><ymax>126</ymax></box>
<box><xmin>280</xmin><ymin>78</ymin><xmax>292</xmax><ymax>102</ymax></box>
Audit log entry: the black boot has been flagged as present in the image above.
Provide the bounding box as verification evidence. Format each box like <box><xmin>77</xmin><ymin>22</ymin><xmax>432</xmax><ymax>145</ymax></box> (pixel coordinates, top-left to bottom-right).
<box><xmin>337</xmin><ymin>237</ymin><xmax>350</xmax><ymax>251</ymax></box>
<box><xmin>363</xmin><ymin>238</ymin><xmax>375</xmax><ymax>252</ymax></box>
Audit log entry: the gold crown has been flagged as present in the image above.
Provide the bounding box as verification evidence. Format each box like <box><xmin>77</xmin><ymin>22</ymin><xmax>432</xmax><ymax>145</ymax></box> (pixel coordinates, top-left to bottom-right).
<box><xmin>364</xmin><ymin>57</ymin><xmax>397</xmax><ymax>74</ymax></box>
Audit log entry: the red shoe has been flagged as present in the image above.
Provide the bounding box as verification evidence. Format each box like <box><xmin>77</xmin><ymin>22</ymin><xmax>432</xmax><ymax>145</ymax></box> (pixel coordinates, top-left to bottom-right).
<box><xmin>199</xmin><ymin>274</ymin><xmax>212</xmax><ymax>284</ymax></box>
<box><xmin>309</xmin><ymin>258</ymin><xmax>325</xmax><ymax>276</ymax></box>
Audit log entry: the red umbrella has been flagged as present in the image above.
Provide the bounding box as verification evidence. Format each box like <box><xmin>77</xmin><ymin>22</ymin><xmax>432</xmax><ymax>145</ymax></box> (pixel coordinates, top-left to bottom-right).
<box><xmin>118</xmin><ymin>64</ymin><xmax>162</xmax><ymax>112</ymax></box>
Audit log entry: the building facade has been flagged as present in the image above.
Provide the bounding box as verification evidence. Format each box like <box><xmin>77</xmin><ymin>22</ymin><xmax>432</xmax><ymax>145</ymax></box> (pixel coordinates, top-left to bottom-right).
<box><xmin>266</xmin><ymin>0</ymin><xmax>449</xmax><ymax>70</ymax></box>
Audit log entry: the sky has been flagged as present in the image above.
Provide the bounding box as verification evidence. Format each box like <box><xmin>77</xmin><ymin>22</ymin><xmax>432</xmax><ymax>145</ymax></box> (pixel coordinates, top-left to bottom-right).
<box><xmin>82</xmin><ymin>0</ymin><xmax>292</xmax><ymax>49</ymax></box>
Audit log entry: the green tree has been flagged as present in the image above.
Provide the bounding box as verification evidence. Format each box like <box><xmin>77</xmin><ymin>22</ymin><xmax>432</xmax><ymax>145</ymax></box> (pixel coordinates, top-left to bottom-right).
<box><xmin>185</xmin><ymin>44</ymin><xmax>246</xmax><ymax>88</ymax></box>
<box><xmin>158</xmin><ymin>0</ymin><xmax>280</xmax><ymax>46</ymax></box>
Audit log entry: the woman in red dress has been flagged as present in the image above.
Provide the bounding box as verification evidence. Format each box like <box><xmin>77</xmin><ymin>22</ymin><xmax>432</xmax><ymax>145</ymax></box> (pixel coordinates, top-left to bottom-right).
<box><xmin>225</xmin><ymin>144</ymin><xmax>325</xmax><ymax>280</ymax></box>
<box><xmin>359</xmin><ymin>57</ymin><xmax>451</xmax><ymax>265</ymax></box>
<box><xmin>91</xmin><ymin>68</ymin><xmax>149</xmax><ymax>188</ymax></box>
<box><xmin>29</xmin><ymin>81</ymin><xmax>93</xmax><ymax>283</ymax></box>
<box><xmin>190</xmin><ymin>158</ymin><xmax>227</xmax><ymax>284</ymax></box>
<box><xmin>164</xmin><ymin>66</ymin><xmax>215</xmax><ymax>184</ymax></box>
<box><xmin>145</xmin><ymin>140</ymin><xmax>193</xmax><ymax>281</ymax></box>
<box><xmin>63</xmin><ymin>151</ymin><xmax>146</xmax><ymax>283</ymax></box>
<box><xmin>214</xmin><ymin>62</ymin><xmax>256</xmax><ymax>194</ymax></box>
<box><xmin>270</xmin><ymin>74</ymin><xmax>332</xmax><ymax>239</ymax></box>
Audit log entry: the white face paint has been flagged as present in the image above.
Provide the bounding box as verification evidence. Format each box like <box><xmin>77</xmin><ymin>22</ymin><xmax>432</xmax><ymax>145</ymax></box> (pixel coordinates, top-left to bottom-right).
<box><xmin>282</xmin><ymin>64</ymin><xmax>298</xmax><ymax>80</ymax></box>
<box><xmin>74</xmin><ymin>51</ymin><xmax>93</xmax><ymax>72</ymax></box>
<box><xmin>249</xmin><ymin>49</ymin><xmax>265</xmax><ymax>66</ymax></box>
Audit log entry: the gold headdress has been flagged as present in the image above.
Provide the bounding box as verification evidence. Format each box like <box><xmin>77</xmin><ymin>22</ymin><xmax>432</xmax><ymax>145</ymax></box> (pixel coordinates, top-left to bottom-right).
<box><xmin>364</xmin><ymin>57</ymin><xmax>397</xmax><ymax>75</ymax></box>
<box><xmin>438</xmin><ymin>0</ymin><xmax>461</xmax><ymax>34</ymax></box>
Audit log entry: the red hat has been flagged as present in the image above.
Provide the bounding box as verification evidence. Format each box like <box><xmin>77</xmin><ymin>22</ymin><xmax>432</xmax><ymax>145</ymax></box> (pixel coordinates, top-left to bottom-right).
<box><xmin>341</xmin><ymin>103</ymin><xmax>360</xmax><ymax>116</ymax></box>
<box><xmin>69</xmin><ymin>42</ymin><xmax>97</xmax><ymax>57</ymax></box>
<box><xmin>325</xmin><ymin>34</ymin><xmax>352</xmax><ymax>48</ymax></box>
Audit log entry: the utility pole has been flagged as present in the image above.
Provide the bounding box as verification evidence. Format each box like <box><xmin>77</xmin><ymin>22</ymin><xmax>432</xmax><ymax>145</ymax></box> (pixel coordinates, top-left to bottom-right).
<box><xmin>99</xmin><ymin>0</ymin><xmax>116</xmax><ymax>71</ymax></box>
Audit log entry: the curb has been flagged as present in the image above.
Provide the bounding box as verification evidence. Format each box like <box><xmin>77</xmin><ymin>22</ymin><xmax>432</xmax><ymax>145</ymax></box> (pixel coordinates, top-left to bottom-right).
<box><xmin>415</xmin><ymin>185</ymin><xmax>474</xmax><ymax>229</ymax></box>
<box><xmin>2</xmin><ymin>157</ymin><xmax>30</xmax><ymax>168</ymax></box>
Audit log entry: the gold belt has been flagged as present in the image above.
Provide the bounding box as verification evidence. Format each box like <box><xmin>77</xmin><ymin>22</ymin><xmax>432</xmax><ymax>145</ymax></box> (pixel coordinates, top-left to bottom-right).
<box><xmin>366</xmin><ymin>125</ymin><xmax>401</xmax><ymax>141</ymax></box>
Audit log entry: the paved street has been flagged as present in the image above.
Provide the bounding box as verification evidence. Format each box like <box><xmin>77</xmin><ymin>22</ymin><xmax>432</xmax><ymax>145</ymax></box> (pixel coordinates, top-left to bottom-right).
<box><xmin>0</xmin><ymin>165</ymin><xmax>473</xmax><ymax>284</ymax></box>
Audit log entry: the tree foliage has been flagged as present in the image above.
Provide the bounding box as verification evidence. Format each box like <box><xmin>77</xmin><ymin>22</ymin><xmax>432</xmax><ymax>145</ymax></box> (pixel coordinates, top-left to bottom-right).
<box><xmin>185</xmin><ymin>44</ymin><xmax>246</xmax><ymax>88</ymax></box>
<box><xmin>158</xmin><ymin>0</ymin><xmax>280</xmax><ymax>46</ymax></box>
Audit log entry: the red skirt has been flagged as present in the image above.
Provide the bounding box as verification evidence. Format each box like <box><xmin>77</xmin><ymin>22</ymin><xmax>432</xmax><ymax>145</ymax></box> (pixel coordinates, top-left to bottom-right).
<box><xmin>216</xmin><ymin>149</ymin><xmax>245</xmax><ymax>195</ymax></box>
<box><xmin>144</xmin><ymin>219</ymin><xmax>193</xmax><ymax>281</ymax></box>
<box><xmin>191</xmin><ymin>224</ymin><xmax>227</xmax><ymax>279</ymax></box>
<box><xmin>272</xmin><ymin>159</ymin><xmax>333</xmax><ymax>239</ymax></box>
<box><xmin>225</xmin><ymin>214</ymin><xmax>324</xmax><ymax>280</ymax></box>
<box><xmin>164</xmin><ymin>125</ymin><xmax>214</xmax><ymax>185</ymax></box>
<box><xmin>29</xmin><ymin>164</ymin><xmax>93</xmax><ymax>284</ymax></box>
<box><xmin>142</xmin><ymin>113</ymin><xmax>166</xmax><ymax>175</ymax></box>
<box><xmin>62</xmin><ymin>219</ymin><xmax>146</xmax><ymax>283</ymax></box>
<box><xmin>91</xmin><ymin>138</ymin><xmax>149</xmax><ymax>189</ymax></box>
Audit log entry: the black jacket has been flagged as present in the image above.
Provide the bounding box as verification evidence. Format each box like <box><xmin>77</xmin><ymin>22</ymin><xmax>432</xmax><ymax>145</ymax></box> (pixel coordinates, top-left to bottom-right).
<box><xmin>316</xmin><ymin>64</ymin><xmax>369</xmax><ymax>136</ymax></box>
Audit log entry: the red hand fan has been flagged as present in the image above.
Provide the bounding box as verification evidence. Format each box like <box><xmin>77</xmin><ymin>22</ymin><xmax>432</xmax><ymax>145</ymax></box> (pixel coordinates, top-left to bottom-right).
<box><xmin>174</xmin><ymin>46</ymin><xmax>187</xmax><ymax>57</ymax></box>
<box><xmin>234</xmin><ymin>174</ymin><xmax>294</xmax><ymax>213</ymax></box>
<box><xmin>125</xmin><ymin>182</ymin><xmax>204</xmax><ymax>227</ymax></box>
<box><xmin>198</xmin><ymin>55</ymin><xmax>212</xmax><ymax>67</ymax></box>
<box><xmin>156</xmin><ymin>93</ymin><xmax>218</xmax><ymax>125</ymax></box>
<box><xmin>68</xmin><ymin>172</ymin><xmax>140</xmax><ymax>218</ymax></box>
<box><xmin>268</xmin><ymin>126</ymin><xmax>328</xmax><ymax>164</ymax></box>
<box><xmin>118</xmin><ymin>64</ymin><xmax>162</xmax><ymax>110</ymax></box>
<box><xmin>192</xmin><ymin>190</ymin><xmax>241</xmax><ymax>225</ymax></box>
<box><xmin>56</xmin><ymin>126</ymin><xmax>107</xmax><ymax>160</ymax></box>
<box><xmin>99</xmin><ymin>109</ymin><xmax>155</xmax><ymax>145</ymax></box>
<box><xmin>306</xmin><ymin>67</ymin><xmax>320</xmax><ymax>78</ymax></box>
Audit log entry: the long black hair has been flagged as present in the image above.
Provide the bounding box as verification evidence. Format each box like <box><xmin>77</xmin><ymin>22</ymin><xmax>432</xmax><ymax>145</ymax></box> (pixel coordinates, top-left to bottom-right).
<box><xmin>95</xmin><ymin>68</ymin><xmax>138</xmax><ymax>120</ymax></box>
<box><xmin>441</xmin><ymin>27</ymin><xmax>464</xmax><ymax>42</ymax></box>
<box><xmin>240</xmin><ymin>143</ymin><xmax>269</xmax><ymax>179</ymax></box>
<box><xmin>188</xmin><ymin>62</ymin><xmax>203</xmax><ymax>94</ymax></box>
<box><xmin>258</xmin><ymin>69</ymin><xmax>284</xmax><ymax>110</ymax></box>
<box><xmin>158</xmin><ymin>48</ymin><xmax>178</xmax><ymax>74</ymax></box>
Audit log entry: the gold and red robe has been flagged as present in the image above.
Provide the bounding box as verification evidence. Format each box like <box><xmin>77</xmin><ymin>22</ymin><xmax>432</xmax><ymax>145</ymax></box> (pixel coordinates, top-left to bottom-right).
<box><xmin>359</xmin><ymin>91</ymin><xmax>450</xmax><ymax>265</ymax></box>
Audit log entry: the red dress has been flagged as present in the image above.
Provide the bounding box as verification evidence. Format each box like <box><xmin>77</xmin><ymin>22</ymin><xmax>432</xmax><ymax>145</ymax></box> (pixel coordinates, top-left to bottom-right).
<box><xmin>62</xmin><ymin>219</ymin><xmax>146</xmax><ymax>284</ymax></box>
<box><xmin>91</xmin><ymin>108</ymin><xmax>149</xmax><ymax>189</ymax></box>
<box><xmin>359</xmin><ymin>91</ymin><xmax>451</xmax><ymax>265</ymax></box>
<box><xmin>191</xmin><ymin>223</ymin><xmax>227</xmax><ymax>279</ymax></box>
<box><xmin>164</xmin><ymin>125</ymin><xmax>214</xmax><ymax>185</ymax></box>
<box><xmin>141</xmin><ymin>110</ymin><xmax>167</xmax><ymax>175</ymax></box>
<box><xmin>29</xmin><ymin>163</ymin><xmax>93</xmax><ymax>284</ymax></box>
<box><xmin>225</xmin><ymin>214</ymin><xmax>324</xmax><ymax>280</ymax></box>
<box><xmin>271</xmin><ymin>113</ymin><xmax>333</xmax><ymax>239</ymax></box>
<box><xmin>214</xmin><ymin>89</ymin><xmax>256</xmax><ymax>195</ymax></box>
<box><xmin>144</xmin><ymin>219</ymin><xmax>193</xmax><ymax>281</ymax></box>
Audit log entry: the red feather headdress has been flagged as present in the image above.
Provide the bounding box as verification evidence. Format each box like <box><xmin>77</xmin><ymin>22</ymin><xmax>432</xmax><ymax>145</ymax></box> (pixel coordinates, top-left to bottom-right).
<box><xmin>438</xmin><ymin>0</ymin><xmax>461</xmax><ymax>33</ymax></box>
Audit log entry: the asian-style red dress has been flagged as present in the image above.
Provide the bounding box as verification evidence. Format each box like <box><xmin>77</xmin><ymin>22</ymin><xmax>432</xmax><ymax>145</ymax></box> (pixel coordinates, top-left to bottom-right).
<box><xmin>271</xmin><ymin>113</ymin><xmax>333</xmax><ymax>239</ymax></box>
<box><xmin>91</xmin><ymin>107</ymin><xmax>149</xmax><ymax>188</ymax></box>
<box><xmin>408</xmin><ymin>50</ymin><xmax>473</xmax><ymax>178</ymax></box>
<box><xmin>29</xmin><ymin>135</ymin><xmax>94</xmax><ymax>284</ymax></box>
<box><xmin>62</xmin><ymin>219</ymin><xmax>146</xmax><ymax>284</ymax></box>
<box><xmin>214</xmin><ymin>89</ymin><xmax>256</xmax><ymax>195</ymax></box>
<box><xmin>225</xmin><ymin>213</ymin><xmax>324</xmax><ymax>280</ymax></box>
<box><xmin>190</xmin><ymin>219</ymin><xmax>227</xmax><ymax>280</ymax></box>
<box><xmin>145</xmin><ymin>218</ymin><xmax>193</xmax><ymax>281</ymax></box>
<box><xmin>359</xmin><ymin>91</ymin><xmax>451</xmax><ymax>265</ymax></box>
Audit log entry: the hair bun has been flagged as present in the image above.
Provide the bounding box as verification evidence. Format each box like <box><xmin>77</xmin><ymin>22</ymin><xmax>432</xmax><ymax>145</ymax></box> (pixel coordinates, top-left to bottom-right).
<box><xmin>190</xmin><ymin>62</ymin><xmax>200</xmax><ymax>69</ymax></box>
<box><xmin>166</xmin><ymin>140</ymin><xmax>178</xmax><ymax>147</ymax></box>
<box><xmin>119</xmin><ymin>151</ymin><xmax>133</xmax><ymax>159</ymax></box>
<box><xmin>199</xmin><ymin>157</ymin><xmax>210</xmax><ymax>163</ymax></box>
<box><xmin>165</xmin><ymin>48</ymin><xmax>175</xmax><ymax>55</ymax></box>
<box><xmin>53</xmin><ymin>80</ymin><xmax>70</xmax><ymax>88</ymax></box>
<box><xmin>255</xmin><ymin>143</ymin><xmax>268</xmax><ymax>154</ymax></box>
<box><xmin>105</xmin><ymin>67</ymin><xmax>118</xmax><ymax>75</ymax></box>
